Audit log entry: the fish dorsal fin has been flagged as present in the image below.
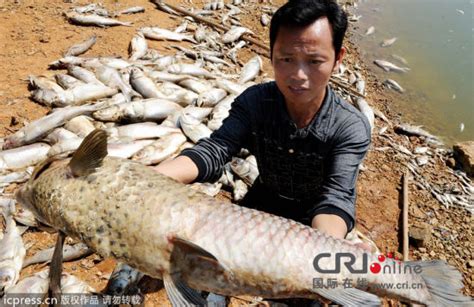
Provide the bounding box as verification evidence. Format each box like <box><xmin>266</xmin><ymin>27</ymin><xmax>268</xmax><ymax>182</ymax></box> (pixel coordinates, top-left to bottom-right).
<box><xmin>69</xmin><ymin>129</ymin><xmax>108</xmax><ymax>177</ymax></box>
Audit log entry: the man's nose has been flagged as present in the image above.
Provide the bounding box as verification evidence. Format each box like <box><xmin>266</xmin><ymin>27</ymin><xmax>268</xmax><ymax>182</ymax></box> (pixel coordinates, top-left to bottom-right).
<box><xmin>291</xmin><ymin>63</ymin><xmax>309</xmax><ymax>80</ymax></box>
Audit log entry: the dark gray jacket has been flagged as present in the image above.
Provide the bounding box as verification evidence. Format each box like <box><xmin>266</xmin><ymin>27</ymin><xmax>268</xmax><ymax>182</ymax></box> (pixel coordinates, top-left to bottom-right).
<box><xmin>180</xmin><ymin>82</ymin><xmax>371</xmax><ymax>230</ymax></box>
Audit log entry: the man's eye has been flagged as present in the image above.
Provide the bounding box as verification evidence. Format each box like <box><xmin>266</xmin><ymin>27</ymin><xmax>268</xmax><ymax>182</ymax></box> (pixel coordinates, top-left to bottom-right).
<box><xmin>310</xmin><ymin>59</ymin><xmax>322</xmax><ymax>64</ymax></box>
<box><xmin>281</xmin><ymin>58</ymin><xmax>292</xmax><ymax>63</ymax></box>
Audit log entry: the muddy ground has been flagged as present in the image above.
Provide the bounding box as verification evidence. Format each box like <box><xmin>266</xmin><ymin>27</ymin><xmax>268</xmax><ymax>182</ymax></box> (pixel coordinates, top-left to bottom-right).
<box><xmin>0</xmin><ymin>0</ymin><xmax>472</xmax><ymax>305</ymax></box>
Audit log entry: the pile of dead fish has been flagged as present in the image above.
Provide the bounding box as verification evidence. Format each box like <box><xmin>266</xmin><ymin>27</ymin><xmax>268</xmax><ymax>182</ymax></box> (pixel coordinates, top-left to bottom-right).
<box><xmin>0</xmin><ymin>1</ymin><xmax>272</xmax><ymax>296</ymax></box>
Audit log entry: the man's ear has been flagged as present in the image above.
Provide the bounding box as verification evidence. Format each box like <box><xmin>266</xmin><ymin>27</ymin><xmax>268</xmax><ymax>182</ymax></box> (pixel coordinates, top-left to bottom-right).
<box><xmin>332</xmin><ymin>47</ymin><xmax>346</xmax><ymax>73</ymax></box>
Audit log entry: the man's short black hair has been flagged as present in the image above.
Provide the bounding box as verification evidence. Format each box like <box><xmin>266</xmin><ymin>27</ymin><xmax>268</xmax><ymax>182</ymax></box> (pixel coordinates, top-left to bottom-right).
<box><xmin>270</xmin><ymin>0</ymin><xmax>348</xmax><ymax>59</ymax></box>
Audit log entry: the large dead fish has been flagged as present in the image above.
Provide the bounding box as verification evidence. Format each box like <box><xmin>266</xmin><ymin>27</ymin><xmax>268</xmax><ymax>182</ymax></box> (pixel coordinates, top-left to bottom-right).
<box><xmin>16</xmin><ymin>130</ymin><xmax>471</xmax><ymax>306</ymax></box>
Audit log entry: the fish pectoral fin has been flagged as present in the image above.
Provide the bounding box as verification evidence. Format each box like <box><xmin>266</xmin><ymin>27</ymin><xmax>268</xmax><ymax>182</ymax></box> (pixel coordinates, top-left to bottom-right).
<box><xmin>163</xmin><ymin>273</ymin><xmax>206</xmax><ymax>307</ymax></box>
<box><xmin>69</xmin><ymin>129</ymin><xmax>108</xmax><ymax>177</ymax></box>
<box><xmin>169</xmin><ymin>236</ymin><xmax>234</xmax><ymax>278</ymax></box>
<box><xmin>314</xmin><ymin>287</ymin><xmax>381</xmax><ymax>306</ymax></box>
<box><xmin>48</xmin><ymin>231</ymin><xmax>66</xmax><ymax>306</ymax></box>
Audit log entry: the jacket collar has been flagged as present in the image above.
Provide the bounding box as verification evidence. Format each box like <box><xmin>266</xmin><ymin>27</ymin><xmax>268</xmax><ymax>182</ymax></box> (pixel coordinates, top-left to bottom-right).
<box><xmin>274</xmin><ymin>83</ymin><xmax>334</xmax><ymax>142</ymax></box>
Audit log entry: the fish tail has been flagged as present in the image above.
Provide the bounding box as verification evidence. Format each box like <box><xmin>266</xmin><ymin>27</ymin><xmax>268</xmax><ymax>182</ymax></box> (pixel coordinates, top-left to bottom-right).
<box><xmin>406</xmin><ymin>260</ymin><xmax>472</xmax><ymax>306</ymax></box>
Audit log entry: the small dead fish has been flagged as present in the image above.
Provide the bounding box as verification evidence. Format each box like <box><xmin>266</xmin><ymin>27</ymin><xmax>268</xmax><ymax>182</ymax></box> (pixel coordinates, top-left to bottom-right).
<box><xmin>0</xmin><ymin>143</ymin><xmax>51</xmax><ymax>171</ymax></box>
<box><xmin>0</xmin><ymin>214</ymin><xmax>26</xmax><ymax>294</ymax></box>
<box><xmin>34</xmin><ymin>83</ymin><xmax>117</xmax><ymax>107</ymax></box>
<box><xmin>179</xmin><ymin>78</ymin><xmax>213</xmax><ymax>94</ymax></box>
<box><xmin>208</xmin><ymin>95</ymin><xmax>236</xmax><ymax>131</ymax></box>
<box><xmin>459</xmin><ymin>123</ymin><xmax>465</xmax><ymax>133</ymax></box>
<box><xmin>144</xmin><ymin>69</ymin><xmax>191</xmax><ymax>83</ymax></box>
<box><xmin>140</xmin><ymin>27</ymin><xmax>196</xmax><ymax>43</ymax></box>
<box><xmin>55</xmin><ymin>73</ymin><xmax>84</xmax><ymax>89</ymax></box>
<box><xmin>105</xmin><ymin>263</ymin><xmax>144</xmax><ymax>295</ymax></box>
<box><xmin>5</xmin><ymin>269</ymin><xmax>49</xmax><ymax>294</ymax></box>
<box><xmin>107</xmin><ymin>139</ymin><xmax>155</xmax><ymax>159</ymax></box>
<box><xmin>65</xmin><ymin>115</ymin><xmax>96</xmax><ymax>138</ymax></box>
<box><xmin>261</xmin><ymin>14</ymin><xmax>271</xmax><ymax>26</ymax></box>
<box><xmin>44</xmin><ymin>128</ymin><xmax>79</xmax><ymax>145</ymax></box>
<box><xmin>190</xmin><ymin>182</ymin><xmax>222</xmax><ymax>197</ymax></box>
<box><xmin>203</xmin><ymin>0</ymin><xmax>224</xmax><ymax>10</ymax></box>
<box><xmin>155</xmin><ymin>82</ymin><xmax>199</xmax><ymax>106</ymax></box>
<box><xmin>28</xmin><ymin>75</ymin><xmax>64</xmax><ymax>93</ymax></box>
<box><xmin>73</xmin><ymin>3</ymin><xmax>109</xmax><ymax>16</ymax></box>
<box><xmin>92</xmin><ymin>98</ymin><xmax>182</xmax><ymax>122</ymax></box>
<box><xmin>239</xmin><ymin>55</ymin><xmax>262</xmax><ymax>83</ymax></box>
<box><xmin>374</xmin><ymin>60</ymin><xmax>410</xmax><ymax>73</ymax></box>
<box><xmin>378</xmin><ymin>126</ymin><xmax>388</xmax><ymax>135</ymax></box>
<box><xmin>130</xmin><ymin>67</ymin><xmax>162</xmax><ymax>98</ymax></box>
<box><xmin>391</xmin><ymin>54</ymin><xmax>408</xmax><ymax>65</ymax></box>
<box><xmin>68</xmin><ymin>65</ymin><xmax>102</xmax><ymax>84</ymax></box>
<box><xmin>65</xmin><ymin>35</ymin><xmax>97</xmax><ymax>57</ymax></box>
<box><xmin>47</xmin><ymin>137</ymin><xmax>83</xmax><ymax>157</ymax></box>
<box><xmin>129</xmin><ymin>31</ymin><xmax>148</xmax><ymax>61</ymax></box>
<box><xmin>384</xmin><ymin>79</ymin><xmax>405</xmax><ymax>93</ymax></box>
<box><xmin>381</xmin><ymin>37</ymin><xmax>397</xmax><ymax>47</ymax></box>
<box><xmin>132</xmin><ymin>132</ymin><xmax>187</xmax><ymax>165</ymax></box>
<box><xmin>416</xmin><ymin>156</ymin><xmax>429</xmax><ymax>166</ymax></box>
<box><xmin>0</xmin><ymin>167</ymin><xmax>34</xmax><ymax>186</ymax></box>
<box><xmin>106</xmin><ymin>122</ymin><xmax>181</xmax><ymax>140</ymax></box>
<box><xmin>182</xmin><ymin>106</ymin><xmax>213</xmax><ymax>122</ymax></box>
<box><xmin>356</xmin><ymin>79</ymin><xmax>365</xmax><ymax>95</ymax></box>
<box><xmin>13</xmin><ymin>204</ymin><xmax>38</xmax><ymax>227</ymax></box>
<box><xmin>168</xmin><ymin>64</ymin><xmax>213</xmax><ymax>78</ymax></box>
<box><xmin>61</xmin><ymin>273</ymin><xmax>96</xmax><ymax>293</ymax></box>
<box><xmin>65</xmin><ymin>12</ymin><xmax>132</xmax><ymax>27</ymax></box>
<box><xmin>94</xmin><ymin>65</ymin><xmax>135</xmax><ymax>101</ymax></box>
<box><xmin>394</xmin><ymin>124</ymin><xmax>440</xmax><ymax>141</ymax></box>
<box><xmin>174</xmin><ymin>20</ymin><xmax>188</xmax><ymax>33</ymax></box>
<box><xmin>215</xmin><ymin>79</ymin><xmax>247</xmax><ymax>95</ymax></box>
<box><xmin>230</xmin><ymin>156</ymin><xmax>259</xmax><ymax>186</ymax></box>
<box><xmin>179</xmin><ymin>112</ymin><xmax>213</xmax><ymax>143</ymax></box>
<box><xmin>22</xmin><ymin>243</ymin><xmax>92</xmax><ymax>269</ymax></box>
<box><xmin>365</xmin><ymin>26</ymin><xmax>375</xmax><ymax>36</ymax></box>
<box><xmin>355</xmin><ymin>98</ymin><xmax>374</xmax><ymax>133</ymax></box>
<box><xmin>116</xmin><ymin>6</ymin><xmax>145</xmax><ymax>15</ymax></box>
<box><xmin>3</xmin><ymin>103</ymin><xmax>103</xmax><ymax>149</ymax></box>
<box><xmin>197</xmin><ymin>88</ymin><xmax>227</xmax><ymax>107</ymax></box>
<box><xmin>222</xmin><ymin>26</ymin><xmax>251</xmax><ymax>44</ymax></box>
<box><xmin>233</xmin><ymin>179</ymin><xmax>248</xmax><ymax>202</ymax></box>
<box><xmin>414</xmin><ymin>147</ymin><xmax>430</xmax><ymax>155</ymax></box>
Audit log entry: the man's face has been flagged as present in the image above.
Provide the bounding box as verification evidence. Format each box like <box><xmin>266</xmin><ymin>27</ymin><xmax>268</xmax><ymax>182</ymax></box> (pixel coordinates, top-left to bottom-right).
<box><xmin>272</xmin><ymin>17</ymin><xmax>344</xmax><ymax>108</ymax></box>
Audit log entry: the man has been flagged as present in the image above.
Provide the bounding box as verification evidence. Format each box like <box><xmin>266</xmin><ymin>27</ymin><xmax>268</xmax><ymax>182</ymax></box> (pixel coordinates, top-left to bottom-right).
<box><xmin>156</xmin><ymin>0</ymin><xmax>371</xmax><ymax>304</ymax></box>
<box><xmin>156</xmin><ymin>0</ymin><xmax>370</xmax><ymax>240</ymax></box>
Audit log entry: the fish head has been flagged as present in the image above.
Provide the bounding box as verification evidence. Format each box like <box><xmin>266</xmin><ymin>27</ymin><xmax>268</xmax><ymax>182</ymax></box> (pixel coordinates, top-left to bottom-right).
<box><xmin>15</xmin><ymin>157</ymin><xmax>68</xmax><ymax>228</ymax></box>
<box><xmin>0</xmin><ymin>266</ymin><xmax>18</xmax><ymax>295</ymax></box>
<box><xmin>2</xmin><ymin>132</ymin><xmax>25</xmax><ymax>150</ymax></box>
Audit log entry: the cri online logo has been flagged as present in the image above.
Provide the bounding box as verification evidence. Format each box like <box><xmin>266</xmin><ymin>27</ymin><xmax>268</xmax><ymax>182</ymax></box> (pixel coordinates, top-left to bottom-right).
<box><xmin>369</xmin><ymin>252</ymin><xmax>400</xmax><ymax>274</ymax></box>
<box><xmin>313</xmin><ymin>252</ymin><xmax>421</xmax><ymax>275</ymax></box>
